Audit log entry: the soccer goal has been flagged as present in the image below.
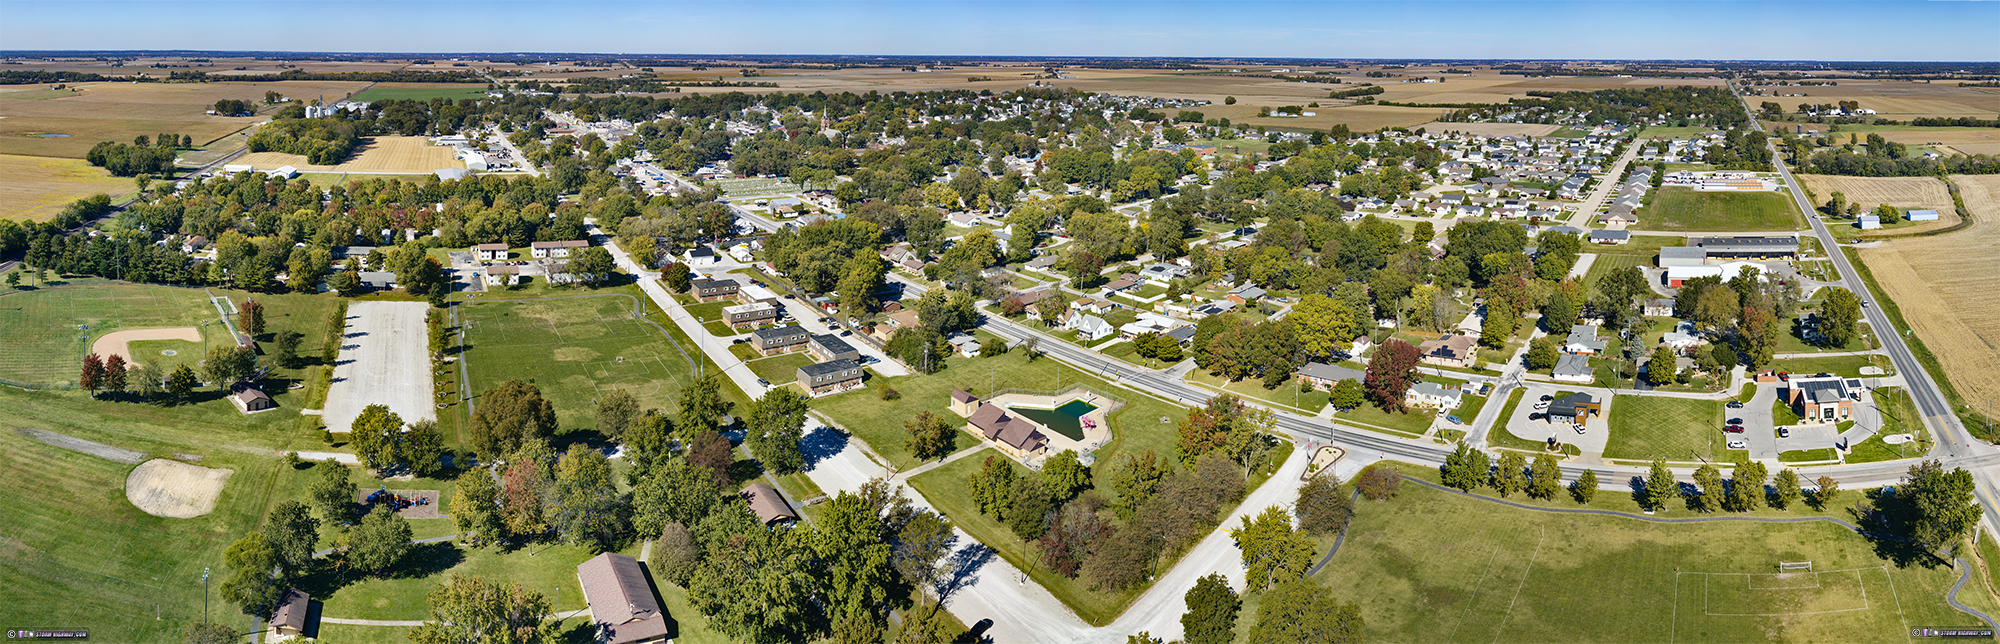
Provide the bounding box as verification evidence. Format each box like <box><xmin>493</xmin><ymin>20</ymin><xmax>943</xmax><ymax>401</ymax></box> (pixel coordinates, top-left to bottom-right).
<box><xmin>1778</xmin><ymin>561</ymin><xmax>1813</xmax><ymax>571</ymax></box>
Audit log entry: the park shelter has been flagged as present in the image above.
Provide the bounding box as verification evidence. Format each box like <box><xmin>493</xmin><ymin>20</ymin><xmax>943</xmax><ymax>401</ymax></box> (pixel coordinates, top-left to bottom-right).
<box><xmin>270</xmin><ymin>588</ymin><xmax>310</xmax><ymax>640</ymax></box>
<box><xmin>576</xmin><ymin>553</ymin><xmax>671</xmax><ymax>644</ymax></box>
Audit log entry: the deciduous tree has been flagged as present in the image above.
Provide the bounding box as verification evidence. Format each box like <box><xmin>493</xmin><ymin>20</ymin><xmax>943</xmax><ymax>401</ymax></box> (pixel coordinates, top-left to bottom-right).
<box><xmin>1492</xmin><ymin>452</ymin><xmax>1527</xmax><ymax>497</ymax></box>
<box><xmin>452</xmin><ymin>467</ymin><xmax>504</xmax><ymax>548</ymax></box>
<box><xmin>675</xmin><ymin>372</ymin><xmax>734</xmax><ymax>439</ymax></box>
<box><xmin>348</xmin><ymin>505</ymin><xmax>413</xmax><ymax>576</ymax></box>
<box><xmin>349</xmin><ymin>404</ymin><xmax>404</xmax><ymax>471</ymax></box>
<box><xmin>1293</xmin><ymin>294</ymin><xmax>1358</xmax><ymax>360</ymax></box>
<box><xmin>905</xmin><ymin>410</ymin><xmax>956</xmax><ymax>462</ymax></box>
<box><xmin>1182</xmin><ymin>573</ymin><xmax>1241</xmax><ymax>644</ymax></box>
<box><xmin>684</xmin><ymin>431</ymin><xmax>734</xmax><ymax>489</ymax></box>
<box><xmin>1814</xmin><ymin>475</ymin><xmax>1842</xmax><ymax>509</ymax></box>
<box><xmin>265</xmin><ymin>500</ymin><xmax>320</xmax><ymax>573</ymax></box>
<box><xmin>241</xmin><ymin>299</ymin><xmax>265</xmax><ymax>336</ymax></box>
<box><xmin>1818</xmin><ymin>288</ymin><xmax>1862</xmax><ymax>348</ymax></box>
<box><xmin>308</xmin><ymin>459</ymin><xmax>357</xmax><ymax>525</ymax></box>
<box><xmin>1329</xmin><ymin>378</ymin><xmax>1364</xmax><ymax>410</ymax></box>
<box><xmin>745</xmin><ymin>388</ymin><xmax>809</xmax><ymax>475</ymax></box>
<box><xmin>101</xmin><ymin>354</ymin><xmax>126</xmax><ymax>396</ymax></box>
<box><xmin>1647</xmin><ymin>345</ymin><xmax>1678</xmax><ymax>386</ymax></box>
<box><xmin>1441</xmin><ymin>443</ymin><xmax>1490</xmax><ymax>492</ymax></box>
<box><xmin>220</xmin><ymin>531</ymin><xmax>282</xmax><ymax>617</ymax></box>
<box><xmin>1902</xmin><ymin>460</ymin><xmax>1978</xmax><ymax>548</ymax></box>
<box><xmin>1246</xmin><ymin>579</ymin><xmax>1364</xmax><ymax>644</ymax></box>
<box><xmin>201</xmin><ymin>344</ymin><xmax>255</xmax><ymax>386</ymax></box>
<box><xmin>274</xmin><ymin>330</ymin><xmax>304</xmax><ymax>369</ymax></box>
<box><xmin>78</xmin><ymin>352</ymin><xmax>104</xmax><ymax>393</ymax></box>
<box><xmin>1773</xmin><ymin>468</ymin><xmax>1802</xmax><ymax>510</ymax></box>
<box><xmin>1644</xmin><ymin>458</ymin><xmax>1675</xmax><ymax>511</ymax></box>
<box><xmin>468</xmin><ymin>379</ymin><xmax>557</xmax><ymax>458</ymax></box>
<box><xmin>1691</xmin><ymin>464</ymin><xmax>1723</xmax><ymax>513</ymax></box>
<box><xmin>1296</xmin><ymin>473</ymin><xmax>1354</xmax><ymax>536</ymax></box>
<box><xmin>1528</xmin><ymin>453</ymin><xmax>1562</xmax><ymax>500</ymax></box>
<box><xmin>1041</xmin><ymin>449</ymin><xmax>1092</xmax><ymax>504</ymax></box>
<box><xmin>550</xmin><ymin>443</ymin><xmax>626</xmax><ymax>550</ymax></box>
<box><xmin>633</xmin><ymin>461</ymin><xmax>724</xmax><ymax>538</ymax></box>
<box><xmin>595</xmin><ymin>389</ymin><xmax>640</xmax><ymax>440</ymax></box>
<box><xmin>1233</xmin><ymin>505</ymin><xmax>1316</xmax><ymax>591</ymax></box>
<box><xmin>409</xmin><ymin>575</ymin><xmax>552</xmax><ymax>644</ymax></box>
<box><xmin>1572</xmin><ymin>470</ymin><xmax>1598</xmax><ymax>504</ymax></box>
<box><xmin>1729</xmin><ymin>460</ymin><xmax>1768</xmax><ymax>512</ymax></box>
<box><xmin>166</xmin><ymin>364</ymin><xmax>197</xmax><ymax>404</ymax></box>
<box><xmin>1363</xmin><ymin>339</ymin><xmax>1420</xmax><ymax>412</ymax></box>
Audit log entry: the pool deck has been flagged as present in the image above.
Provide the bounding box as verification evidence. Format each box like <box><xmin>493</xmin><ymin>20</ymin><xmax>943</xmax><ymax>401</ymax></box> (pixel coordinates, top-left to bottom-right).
<box><xmin>989</xmin><ymin>390</ymin><xmax>1121</xmax><ymax>463</ymax></box>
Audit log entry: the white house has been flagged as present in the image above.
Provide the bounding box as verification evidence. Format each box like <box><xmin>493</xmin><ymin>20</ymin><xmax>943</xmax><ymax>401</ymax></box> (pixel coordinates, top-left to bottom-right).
<box><xmin>1069</xmin><ymin>314</ymin><xmax>1116</xmax><ymax>342</ymax></box>
<box><xmin>1552</xmin><ymin>353</ymin><xmax>1594</xmax><ymax>383</ymax></box>
<box><xmin>1660</xmin><ymin>320</ymin><xmax>1702</xmax><ymax>354</ymax></box>
<box><xmin>684</xmin><ymin>246</ymin><xmax>718</xmax><ymax>266</ymax></box>
<box><xmin>1405</xmin><ymin>381</ymin><xmax>1463</xmax><ymax>410</ymax></box>
<box><xmin>531</xmin><ymin>240</ymin><xmax>588</xmax><ymax>258</ymax></box>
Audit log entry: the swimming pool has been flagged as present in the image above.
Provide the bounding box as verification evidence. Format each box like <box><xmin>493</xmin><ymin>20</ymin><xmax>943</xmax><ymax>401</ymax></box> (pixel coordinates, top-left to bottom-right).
<box><xmin>1008</xmin><ymin>399</ymin><xmax>1098</xmax><ymax>441</ymax></box>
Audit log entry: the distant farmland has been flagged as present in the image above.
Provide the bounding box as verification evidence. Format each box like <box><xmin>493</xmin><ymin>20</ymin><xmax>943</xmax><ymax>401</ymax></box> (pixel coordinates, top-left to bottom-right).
<box><xmin>234</xmin><ymin>136</ymin><xmax>463</xmax><ymax>174</ymax></box>
<box><xmin>0</xmin><ymin>154</ymin><xmax>133</xmax><ymax>221</ymax></box>
<box><xmin>349</xmin><ymin>83</ymin><xmax>493</xmax><ymax>103</ymax></box>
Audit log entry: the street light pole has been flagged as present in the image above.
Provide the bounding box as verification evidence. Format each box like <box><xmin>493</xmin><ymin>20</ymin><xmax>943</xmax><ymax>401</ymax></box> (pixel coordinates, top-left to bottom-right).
<box><xmin>202</xmin><ymin>567</ymin><xmax>210</xmax><ymax>625</ymax></box>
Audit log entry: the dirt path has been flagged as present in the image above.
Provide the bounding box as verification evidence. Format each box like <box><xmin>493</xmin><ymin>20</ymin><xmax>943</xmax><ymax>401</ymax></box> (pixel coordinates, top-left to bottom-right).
<box><xmin>90</xmin><ymin>327</ymin><xmax>202</xmax><ymax>367</ymax></box>
<box><xmin>18</xmin><ymin>427</ymin><xmax>145</xmax><ymax>464</ymax></box>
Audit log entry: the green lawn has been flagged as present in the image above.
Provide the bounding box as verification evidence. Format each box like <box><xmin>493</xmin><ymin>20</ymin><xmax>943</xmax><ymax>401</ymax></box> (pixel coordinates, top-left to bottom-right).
<box><xmin>1487</xmin><ymin>388</ymin><xmax>1548</xmax><ymax>452</ymax></box>
<box><xmin>348</xmin><ymin>85</ymin><xmax>494</xmax><ymax>103</ymax></box>
<box><xmin>814</xmin><ymin>349</ymin><xmax>1189</xmax><ymax>471</ymax></box>
<box><xmin>302</xmin><ymin>539</ymin><xmax>620</xmax><ymax>622</ymax></box>
<box><xmin>1184</xmin><ymin>370</ymin><xmax>1330</xmax><ymax>414</ymax></box>
<box><xmin>459</xmin><ymin>288</ymin><xmax>706</xmax><ymax>436</ymax></box>
<box><xmin>1771</xmin><ymin>354</ymin><xmax>1889</xmax><ymax>379</ymax></box>
<box><xmin>1779</xmin><ymin>448</ymin><xmax>1841</xmax><ymax>463</ymax></box>
<box><xmin>1603</xmin><ymin>395</ymin><xmax>1725</xmax><ymax>462</ymax></box>
<box><xmin>1333</xmin><ymin>401</ymin><xmax>1435</xmax><ymax>437</ymax></box>
<box><xmin>1846</xmin><ymin>387</ymin><xmax>1930</xmax><ymax>464</ymax></box>
<box><xmin>1583</xmin><ymin>253</ymin><xmax>1649</xmax><ymax>293</ymax></box>
<box><xmin>1313</xmin><ymin>463</ymin><xmax>1982</xmax><ymax>644</ymax></box>
<box><xmin>1588</xmin><ymin>234</ymin><xmax>1683</xmax><ymax>257</ymax></box>
<box><xmin>684</xmin><ymin>301</ymin><xmax>729</xmax><ymax>323</ymax></box>
<box><xmin>1774</xmin><ymin>394</ymin><xmax>1804</xmax><ymax>426</ymax></box>
<box><xmin>1453</xmin><ymin>392</ymin><xmax>1490</xmax><ymax>423</ymax></box>
<box><xmin>745</xmin><ymin>352</ymin><xmax>816</xmax><ymax>385</ymax></box>
<box><xmin>0</xmin><ymin>279</ymin><xmax>226</xmax><ymax>388</ymax></box>
<box><xmin>1776</xmin><ymin>321</ymin><xmax>1876</xmax><ymax>354</ymax></box>
<box><xmin>1644</xmin><ymin>186</ymin><xmax>1802</xmax><ymax>232</ymax></box>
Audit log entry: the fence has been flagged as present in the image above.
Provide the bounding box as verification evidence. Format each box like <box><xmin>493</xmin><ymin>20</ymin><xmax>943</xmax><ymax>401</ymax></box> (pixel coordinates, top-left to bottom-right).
<box><xmin>985</xmin><ymin>383</ymin><xmax>1128</xmax><ymax>408</ymax></box>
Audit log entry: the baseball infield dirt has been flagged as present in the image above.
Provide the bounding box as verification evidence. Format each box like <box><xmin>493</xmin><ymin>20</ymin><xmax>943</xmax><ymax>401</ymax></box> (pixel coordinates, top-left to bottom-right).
<box><xmin>125</xmin><ymin>458</ymin><xmax>232</xmax><ymax>519</ymax></box>
<box><xmin>91</xmin><ymin>327</ymin><xmax>202</xmax><ymax>368</ymax></box>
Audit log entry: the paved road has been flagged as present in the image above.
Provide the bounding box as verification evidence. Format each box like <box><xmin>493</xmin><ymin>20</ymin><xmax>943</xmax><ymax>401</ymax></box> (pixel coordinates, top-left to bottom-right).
<box><xmin>1731</xmin><ymin>79</ymin><xmax>2000</xmax><ymax>531</ymax></box>
<box><xmin>1565</xmin><ymin>137</ymin><xmax>1641</xmax><ymax>228</ymax></box>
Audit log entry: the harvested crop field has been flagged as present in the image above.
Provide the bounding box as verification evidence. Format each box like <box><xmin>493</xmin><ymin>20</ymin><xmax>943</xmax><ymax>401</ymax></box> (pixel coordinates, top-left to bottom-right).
<box><xmin>1796</xmin><ymin>174</ymin><xmax>1960</xmax><ymax>233</ymax></box>
<box><xmin>125</xmin><ymin>458</ymin><xmax>232</xmax><ymax>518</ymax></box>
<box><xmin>1418</xmin><ymin>122</ymin><xmax>1561</xmax><ymax>137</ymax></box>
<box><xmin>0</xmin><ymin>154</ymin><xmax>135</xmax><ymax>221</ymax></box>
<box><xmin>0</xmin><ymin>80</ymin><xmax>368</xmax><ymax>158</ymax></box>
<box><xmin>234</xmin><ymin>136</ymin><xmax>463</xmax><ymax>173</ymax></box>
<box><xmin>1856</xmin><ymin>174</ymin><xmax>2000</xmax><ymax>410</ymax></box>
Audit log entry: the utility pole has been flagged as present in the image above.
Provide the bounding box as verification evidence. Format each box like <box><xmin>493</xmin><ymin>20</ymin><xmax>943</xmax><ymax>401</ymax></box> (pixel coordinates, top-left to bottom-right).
<box><xmin>202</xmin><ymin>567</ymin><xmax>210</xmax><ymax>625</ymax></box>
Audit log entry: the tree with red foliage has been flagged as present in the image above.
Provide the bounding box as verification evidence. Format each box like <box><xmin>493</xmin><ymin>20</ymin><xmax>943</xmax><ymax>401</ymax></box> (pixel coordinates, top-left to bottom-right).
<box><xmin>1363</xmin><ymin>339</ymin><xmax>1420</xmax><ymax>413</ymax></box>
<box><xmin>101</xmin><ymin>354</ymin><xmax>127</xmax><ymax>395</ymax></box>
<box><xmin>685</xmin><ymin>431</ymin><xmax>735</xmax><ymax>489</ymax></box>
<box><xmin>240</xmin><ymin>299</ymin><xmax>265</xmax><ymax>337</ymax></box>
<box><xmin>1177</xmin><ymin>394</ymin><xmax>1246</xmax><ymax>462</ymax></box>
<box><xmin>79</xmin><ymin>353</ymin><xmax>104</xmax><ymax>394</ymax></box>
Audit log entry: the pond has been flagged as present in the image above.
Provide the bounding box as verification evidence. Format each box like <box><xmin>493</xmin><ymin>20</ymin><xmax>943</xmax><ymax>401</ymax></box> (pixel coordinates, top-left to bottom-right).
<box><xmin>37</xmin><ymin>133</ymin><xmax>70</xmax><ymax>138</ymax></box>
<box><xmin>1008</xmin><ymin>399</ymin><xmax>1098</xmax><ymax>441</ymax></box>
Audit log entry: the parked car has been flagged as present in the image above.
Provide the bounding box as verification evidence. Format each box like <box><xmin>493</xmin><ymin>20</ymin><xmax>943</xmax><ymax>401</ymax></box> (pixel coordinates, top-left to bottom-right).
<box><xmin>756</xmin><ymin>378</ymin><xmax>770</xmax><ymax>387</ymax></box>
<box><xmin>1446</xmin><ymin>415</ymin><xmax>1463</xmax><ymax>425</ymax></box>
<box><xmin>1777</xmin><ymin>371</ymin><xmax>1790</xmax><ymax>381</ymax></box>
<box><xmin>1540</xmin><ymin>394</ymin><xmax>1553</xmax><ymax>402</ymax></box>
<box><xmin>1727</xmin><ymin>439</ymin><xmax>1747</xmax><ymax>449</ymax></box>
<box><xmin>1528</xmin><ymin>413</ymin><xmax>1543</xmax><ymax>421</ymax></box>
<box><xmin>1726</xmin><ymin>401</ymin><xmax>1744</xmax><ymax>409</ymax></box>
<box><xmin>1778</xmin><ymin>426</ymin><xmax>1790</xmax><ymax>438</ymax></box>
<box><xmin>1724</xmin><ymin>425</ymin><xmax>1745</xmax><ymax>433</ymax></box>
<box><xmin>1728</xmin><ymin>418</ymin><xmax>1743</xmax><ymax>425</ymax></box>
<box><xmin>1534</xmin><ymin>402</ymin><xmax>1550</xmax><ymax>410</ymax></box>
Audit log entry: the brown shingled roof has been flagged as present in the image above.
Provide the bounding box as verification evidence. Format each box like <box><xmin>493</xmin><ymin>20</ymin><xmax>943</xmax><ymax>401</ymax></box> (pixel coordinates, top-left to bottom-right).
<box><xmin>271</xmin><ymin>588</ymin><xmax>309</xmax><ymax>632</ymax></box>
<box><xmin>967</xmin><ymin>402</ymin><xmax>1047</xmax><ymax>453</ymax></box>
<box><xmin>741</xmin><ymin>482</ymin><xmax>798</xmax><ymax>525</ymax></box>
<box><xmin>576</xmin><ymin>553</ymin><xmax>671</xmax><ymax>644</ymax></box>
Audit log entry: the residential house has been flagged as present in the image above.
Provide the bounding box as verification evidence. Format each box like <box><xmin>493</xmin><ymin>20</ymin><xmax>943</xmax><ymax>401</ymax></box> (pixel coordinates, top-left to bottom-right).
<box><xmin>1139</xmin><ymin>263</ymin><xmax>1191</xmax><ymax>285</ymax></box>
<box><xmin>1551</xmin><ymin>354</ymin><xmax>1594</xmax><ymax>383</ymax></box>
<box><xmin>1166</xmin><ymin>325</ymin><xmax>1198</xmax><ymax>345</ymax></box>
<box><xmin>1563</xmin><ymin>324</ymin><xmax>1608</xmax><ymax>355</ymax></box>
<box><xmin>751</xmin><ymin>325</ymin><xmax>809</xmax><ymax>355</ymax></box>
<box><xmin>1589</xmin><ymin>229</ymin><xmax>1631</xmax><ymax>245</ymax></box>
<box><xmin>1405</xmin><ymin>381</ymin><xmax>1463</xmax><ymax>410</ymax></box>
<box><xmin>809</xmin><ymin>333</ymin><xmax>860</xmax><ymax>363</ymax></box>
<box><xmin>1101</xmin><ymin>274</ymin><xmax>1142</xmax><ymax>295</ymax></box>
<box><xmin>1786</xmin><ymin>376</ymin><xmax>1861</xmax><ymax>425</ymax></box>
<box><xmin>1296</xmin><ymin>362</ymin><xmax>1363</xmax><ymax>390</ymax></box>
<box><xmin>531</xmin><ymin>239</ymin><xmax>588</xmax><ymax>258</ymax></box>
<box><xmin>357</xmin><ymin>271</ymin><xmax>396</xmax><ymax>291</ymax></box>
<box><xmin>181</xmin><ymin>235</ymin><xmax>210</xmax><ymax>254</ymax></box>
<box><xmin>797</xmin><ymin>359</ymin><xmax>864</xmax><ymax>396</ymax></box>
<box><xmin>576</xmin><ymin>553</ymin><xmax>672</xmax><ymax>644</ymax></box>
<box><xmin>724</xmin><ymin>301</ymin><xmax>778</xmax><ymax>328</ymax></box>
<box><xmin>1642</xmin><ymin>298</ymin><xmax>1676</xmax><ymax>317</ymax></box>
<box><xmin>966</xmin><ymin>402</ymin><xmax>1049</xmax><ymax>460</ymax></box>
<box><xmin>1546</xmin><ymin>392</ymin><xmax>1602</xmax><ymax>424</ymax></box>
<box><xmin>473</xmin><ymin>243</ymin><xmax>508</xmax><ymax>261</ymax></box>
<box><xmin>684</xmin><ymin>245</ymin><xmax>718</xmax><ymax>266</ymax></box>
<box><xmin>1069</xmin><ymin>314</ymin><xmax>1116</xmax><ymax>342</ymax></box>
<box><xmin>947</xmin><ymin>332</ymin><xmax>983</xmax><ymax>357</ymax></box>
<box><xmin>1226</xmin><ymin>283</ymin><xmax>1267</xmax><ymax>304</ymax></box>
<box><xmin>1119</xmin><ymin>312</ymin><xmax>1186</xmax><ymax>340</ymax></box>
<box><xmin>1071</xmin><ymin>298</ymin><xmax>1114</xmax><ymax>316</ymax></box>
<box><xmin>1417</xmin><ymin>334</ymin><xmax>1479</xmax><ymax>369</ymax></box>
<box><xmin>689</xmin><ymin>277</ymin><xmax>740</xmax><ymax>302</ymax></box>
<box><xmin>1660</xmin><ymin>320</ymin><xmax>1702</xmax><ymax>355</ymax></box>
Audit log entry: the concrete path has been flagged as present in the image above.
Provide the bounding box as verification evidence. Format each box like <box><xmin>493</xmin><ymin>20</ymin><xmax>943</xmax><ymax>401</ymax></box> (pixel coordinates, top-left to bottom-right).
<box><xmin>293</xmin><ymin>451</ymin><xmax>357</xmax><ymax>465</ymax></box>
<box><xmin>899</xmin><ymin>444</ymin><xmax>988</xmax><ymax>479</ymax></box>
<box><xmin>319</xmin><ymin>617</ymin><xmax>427</xmax><ymax>626</ymax></box>
<box><xmin>1567</xmin><ymin>253</ymin><xmax>1597</xmax><ymax>281</ymax></box>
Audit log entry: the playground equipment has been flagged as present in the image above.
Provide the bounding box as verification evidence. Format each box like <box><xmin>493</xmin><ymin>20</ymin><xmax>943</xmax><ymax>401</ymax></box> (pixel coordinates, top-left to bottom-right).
<box><xmin>1081</xmin><ymin>417</ymin><xmax>1098</xmax><ymax>429</ymax></box>
<box><xmin>366</xmin><ymin>488</ymin><xmax>431</xmax><ymax>511</ymax></box>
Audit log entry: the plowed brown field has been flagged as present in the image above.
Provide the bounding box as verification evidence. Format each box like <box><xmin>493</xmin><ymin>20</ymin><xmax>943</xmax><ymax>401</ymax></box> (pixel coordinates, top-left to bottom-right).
<box><xmin>234</xmin><ymin>136</ymin><xmax>462</xmax><ymax>173</ymax></box>
<box><xmin>1856</xmin><ymin>174</ymin><xmax>2000</xmax><ymax>408</ymax></box>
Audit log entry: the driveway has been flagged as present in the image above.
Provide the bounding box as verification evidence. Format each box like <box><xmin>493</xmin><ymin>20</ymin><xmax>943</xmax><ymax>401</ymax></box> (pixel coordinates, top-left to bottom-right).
<box><xmin>1738</xmin><ymin>382</ymin><xmax>1778</xmax><ymax>458</ymax></box>
<box><xmin>1501</xmin><ymin>383</ymin><xmax>1610</xmax><ymax>455</ymax></box>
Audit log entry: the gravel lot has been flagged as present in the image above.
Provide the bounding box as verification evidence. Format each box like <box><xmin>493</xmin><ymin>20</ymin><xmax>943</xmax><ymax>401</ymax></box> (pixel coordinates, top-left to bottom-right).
<box><xmin>322</xmin><ymin>301</ymin><xmax>434</xmax><ymax>433</ymax></box>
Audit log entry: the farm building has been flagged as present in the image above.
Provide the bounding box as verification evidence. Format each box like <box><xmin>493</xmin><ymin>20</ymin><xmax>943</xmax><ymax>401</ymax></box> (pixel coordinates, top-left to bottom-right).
<box><xmin>575</xmin><ymin>553</ymin><xmax>672</xmax><ymax>644</ymax></box>
<box><xmin>1659</xmin><ymin>246</ymin><xmax>1707</xmax><ymax>267</ymax></box>
<box><xmin>1907</xmin><ymin>209</ymin><xmax>1940</xmax><ymax>221</ymax></box>
<box><xmin>1859</xmin><ymin>215</ymin><xmax>1881</xmax><ymax>230</ymax></box>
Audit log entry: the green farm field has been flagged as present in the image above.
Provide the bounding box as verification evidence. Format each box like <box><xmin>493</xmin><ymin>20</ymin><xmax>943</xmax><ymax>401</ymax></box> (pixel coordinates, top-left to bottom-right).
<box><xmin>1313</xmin><ymin>466</ymin><xmax>1993</xmax><ymax>644</ymax></box>
<box><xmin>1644</xmin><ymin>186</ymin><xmax>1803</xmax><ymax>232</ymax></box>
<box><xmin>458</xmin><ymin>289</ymin><xmax>706</xmax><ymax>434</ymax></box>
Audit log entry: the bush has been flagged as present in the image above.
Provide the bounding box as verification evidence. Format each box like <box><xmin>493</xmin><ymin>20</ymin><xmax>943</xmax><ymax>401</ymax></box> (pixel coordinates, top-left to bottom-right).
<box><xmin>1356</xmin><ymin>468</ymin><xmax>1402</xmax><ymax>501</ymax></box>
<box><xmin>284</xmin><ymin>451</ymin><xmax>303</xmax><ymax>469</ymax></box>
<box><xmin>878</xmin><ymin>384</ymin><xmax>901</xmax><ymax>401</ymax></box>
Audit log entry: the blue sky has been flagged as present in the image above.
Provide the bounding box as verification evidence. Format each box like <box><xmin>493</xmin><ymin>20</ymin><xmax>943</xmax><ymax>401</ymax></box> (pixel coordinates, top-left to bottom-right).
<box><xmin>1</xmin><ymin>1</ymin><xmax>1995</xmax><ymax>61</ymax></box>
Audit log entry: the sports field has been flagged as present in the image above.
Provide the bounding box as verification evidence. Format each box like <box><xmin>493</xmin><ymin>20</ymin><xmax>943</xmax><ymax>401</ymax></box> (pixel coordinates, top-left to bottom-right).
<box><xmin>0</xmin><ymin>154</ymin><xmax>136</xmax><ymax>221</ymax></box>
<box><xmin>1644</xmin><ymin>186</ymin><xmax>1802</xmax><ymax>232</ymax></box>
<box><xmin>459</xmin><ymin>292</ymin><xmax>702</xmax><ymax>432</ymax></box>
<box><xmin>1314</xmin><ymin>470</ymin><xmax>1991</xmax><ymax>644</ymax></box>
<box><xmin>235</xmin><ymin>136</ymin><xmax>464</xmax><ymax>174</ymax></box>
<box><xmin>0</xmin><ymin>279</ymin><xmax>226</xmax><ymax>388</ymax></box>
<box><xmin>1855</xmin><ymin>174</ymin><xmax>2000</xmax><ymax>422</ymax></box>
<box><xmin>348</xmin><ymin>83</ymin><xmax>492</xmax><ymax>103</ymax></box>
